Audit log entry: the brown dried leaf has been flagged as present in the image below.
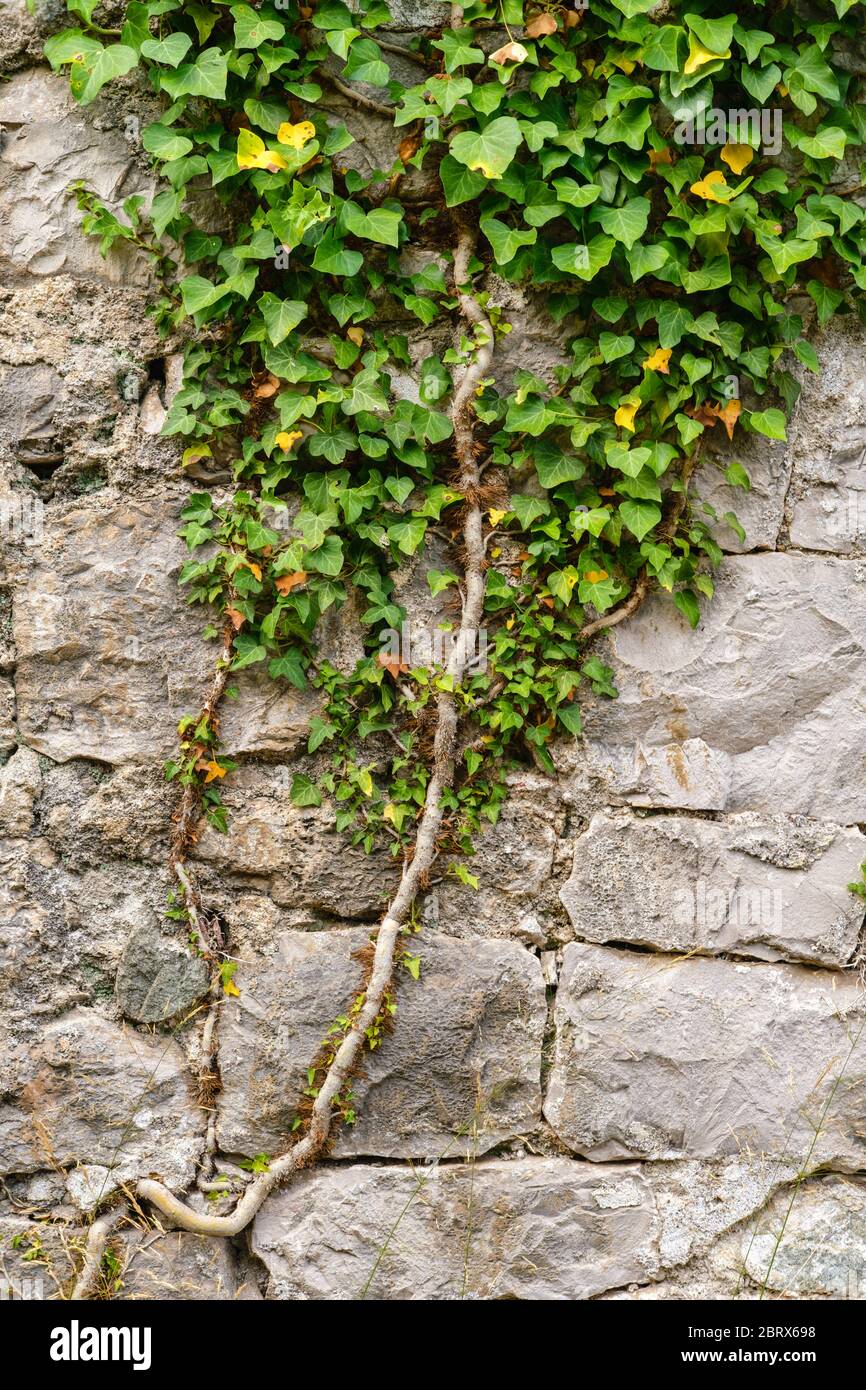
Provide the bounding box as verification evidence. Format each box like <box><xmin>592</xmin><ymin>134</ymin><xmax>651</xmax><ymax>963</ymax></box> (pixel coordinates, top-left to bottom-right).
<box><xmin>525</xmin><ymin>13</ymin><xmax>558</xmax><ymax>38</ymax></box>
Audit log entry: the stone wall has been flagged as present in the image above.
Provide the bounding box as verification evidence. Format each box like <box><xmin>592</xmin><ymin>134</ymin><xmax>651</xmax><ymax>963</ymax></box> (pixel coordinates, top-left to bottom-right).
<box><xmin>1</xmin><ymin>0</ymin><xmax>865</xmax><ymax>1301</ymax></box>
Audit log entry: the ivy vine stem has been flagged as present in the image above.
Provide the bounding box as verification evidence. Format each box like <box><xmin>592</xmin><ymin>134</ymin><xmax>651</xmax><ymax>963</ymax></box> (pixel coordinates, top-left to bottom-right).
<box><xmin>135</xmin><ymin>216</ymin><xmax>497</xmax><ymax>1238</ymax></box>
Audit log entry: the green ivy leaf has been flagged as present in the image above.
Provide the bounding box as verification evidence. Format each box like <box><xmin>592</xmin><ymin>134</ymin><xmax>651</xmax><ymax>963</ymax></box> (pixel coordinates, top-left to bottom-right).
<box><xmin>748</xmin><ymin>408</ymin><xmax>788</xmax><ymax>441</ymax></box>
<box><xmin>449</xmin><ymin>116</ymin><xmax>523</xmax><ymax>181</ymax></box>
<box><xmin>71</xmin><ymin>44</ymin><xmax>139</xmax><ymax>105</ymax></box>
<box><xmin>594</xmin><ymin>197</ymin><xmax>651</xmax><ymax>249</ymax></box>
<box><xmin>258</xmin><ymin>293</ymin><xmax>308</xmax><ymax>346</ymax></box>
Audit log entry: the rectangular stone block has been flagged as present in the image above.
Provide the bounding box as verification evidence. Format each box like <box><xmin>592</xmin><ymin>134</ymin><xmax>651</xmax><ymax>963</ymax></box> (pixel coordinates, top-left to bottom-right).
<box><xmin>216</xmin><ymin>929</ymin><xmax>545</xmax><ymax>1160</ymax></box>
<box><xmin>252</xmin><ymin>1158</ymin><xmax>657</xmax><ymax>1300</ymax></box>
<box><xmin>560</xmin><ymin>811</ymin><xmax>866</xmax><ymax>967</ymax></box>
<box><xmin>545</xmin><ymin>942</ymin><xmax>866</xmax><ymax>1165</ymax></box>
<box><xmin>576</xmin><ymin>553</ymin><xmax>866</xmax><ymax>821</ymax></box>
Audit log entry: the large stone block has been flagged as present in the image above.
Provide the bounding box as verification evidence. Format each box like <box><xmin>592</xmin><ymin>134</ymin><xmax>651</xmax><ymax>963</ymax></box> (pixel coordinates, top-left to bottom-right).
<box><xmin>545</xmin><ymin>942</ymin><xmax>866</xmax><ymax>1165</ymax></box>
<box><xmin>252</xmin><ymin>1158</ymin><xmax>657</xmax><ymax>1300</ymax></box>
<box><xmin>216</xmin><ymin>929</ymin><xmax>545</xmax><ymax>1160</ymax></box>
<box><xmin>0</xmin><ymin>67</ymin><xmax>153</xmax><ymax>282</ymax></box>
<box><xmin>0</xmin><ymin>1009</ymin><xmax>202</xmax><ymax>1199</ymax></box>
<box><xmin>12</xmin><ymin>495</ymin><xmax>316</xmax><ymax>763</ymax></box>
<box><xmin>560</xmin><ymin>811</ymin><xmax>866</xmax><ymax>967</ymax></box>
<box><xmin>787</xmin><ymin>318</ymin><xmax>866</xmax><ymax>555</ymax></box>
<box><xmin>194</xmin><ymin>767</ymin><xmax>399</xmax><ymax>919</ymax></box>
<box><xmin>694</xmin><ymin>430</ymin><xmax>789</xmax><ymax>553</ymax></box>
<box><xmin>115</xmin><ymin>924</ymin><xmax>209</xmax><ymax>1024</ymax></box>
<box><xmin>116</xmin><ymin>1231</ymin><xmax>243</xmax><ymax>1301</ymax></box>
<box><xmin>577</xmin><ymin>553</ymin><xmax>866</xmax><ymax>821</ymax></box>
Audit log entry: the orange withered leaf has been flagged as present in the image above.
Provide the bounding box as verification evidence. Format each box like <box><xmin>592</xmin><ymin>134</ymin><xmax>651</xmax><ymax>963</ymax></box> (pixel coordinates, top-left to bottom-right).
<box><xmin>377</xmin><ymin>651</ymin><xmax>410</xmax><ymax>679</ymax></box>
<box><xmin>275</xmin><ymin>570</ymin><xmax>308</xmax><ymax>595</ymax></box>
<box><xmin>254</xmin><ymin>373</ymin><xmax>281</xmax><ymax>398</ymax></box>
<box><xmin>715</xmin><ymin>398</ymin><xmax>741</xmax><ymax>440</ymax></box>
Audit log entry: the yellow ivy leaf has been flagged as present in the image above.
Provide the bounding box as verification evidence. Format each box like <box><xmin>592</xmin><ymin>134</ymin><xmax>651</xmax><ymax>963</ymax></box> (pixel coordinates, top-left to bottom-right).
<box><xmin>720</xmin><ymin>143</ymin><xmax>755</xmax><ymax>175</ymax></box>
<box><xmin>684</xmin><ymin>35</ymin><xmax>730</xmax><ymax>74</ymax></box>
<box><xmin>346</xmin><ymin>326</ymin><xmax>364</xmax><ymax>346</ymax></box>
<box><xmin>611</xmin><ymin>54</ymin><xmax>637</xmax><ymax>75</ymax></box>
<box><xmin>585</xmin><ymin>569</ymin><xmax>609</xmax><ymax>583</ymax></box>
<box><xmin>204</xmin><ymin>760</ymin><xmax>227</xmax><ymax>782</ymax></box>
<box><xmin>236</xmin><ymin>128</ymin><xmax>288</xmax><ymax>172</ymax></box>
<box><xmin>491</xmin><ymin>545</ymin><xmax>502</xmax><ymax>558</ymax></box>
<box><xmin>245</xmin><ymin>561</ymin><xmax>263</xmax><ymax>581</ymax></box>
<box><xmin>643</xmin><ymin>347</ymin><xmax>672</xmax><ymax>373</ymax></box>
<box><xmin>488</xmin><ymin>507</ymin><xmax>507</xmax><ymax>525</ymax></box>
<box><xmin>690</xmin><ymin>169</ymin><xmax>733</xmax><ymax>203</ymax></box>
<box><xmin>382</xmin><ymin>802</ymin><xmax>398</xmax><ymax>824</ymax></box>
<box><xmin>223</xmin><ymin>977</ymin><xmax>240</xmax><ymax>998</ymax></box>
<box><xmin>275</xmin><ymin>430</ymin><xmax>303</xmax><ymax>451</ymax></box>
<box><xmin>614</xmin><ymin>398</ymin><xmax>640</xmax><ymax>432</ymax></box>
<box><xmin>277</xmin><ymin>120</ymin><xmax>316</xmax><ymax>150</ymax></box>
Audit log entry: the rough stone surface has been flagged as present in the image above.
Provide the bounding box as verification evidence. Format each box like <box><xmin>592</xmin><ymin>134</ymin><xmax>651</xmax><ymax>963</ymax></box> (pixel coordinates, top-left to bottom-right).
<box><xmin>115</xmin><ymin>924</ymin><xmax>209</xmax><ymax>1023</ymax></box>
<box><xmin>545</xmin><ymin>942</ymin><xmax>866</xmax><ymax>1166</ymax></box>
<box><xmin>116</xmin><ymin>1230</ymin><xmax>248</xmax><ymax>1301</ymax></box>
<box><xmin>787</xmin><ymin>318</ymin><xmax>866</xmax><ymax>555</ymax></box>
<box><xmin>0</xmin><ymin>1214</ymin><xmax>81</xmax><ymax>1299</ymax></box>
<box><xmin>0</xmin><ymin>1009</ymin><xmax>202</xmax><ymax>1199</ymax></box>
<box><xmin>560</xmin><ymin>811</ymin><xmax>866</xmax><ymax>966</ymax></box>
<box><xmin>11</xmin><ymin>496</ymin><xmax>316</xmax><ymax>763</ymax></box>
<box><xmin>739</xmin><ymin>1175</ymin><xmax>866</xmax><ymax>1299</ymax></box>
<box><xmin>0</xmin><ymin>67</ymin><xmax>154</xmax><ymax>283</ymax></box>
<box><xmin>253</xmin><ymin>1159</ymin><xmax>658</xmax><ymax>1300</ymax></box>
<box><xmin>217</xmin><ymin>929</ymin><xmax>545</xmax><ymax>1159</ymax></box>
<box><xmin>695</xmin><ymin>430</ymin><xmax>790</xmax><ymax>553</ymax></box>
<box><xmin>576</xmin><ymin>553</ymin><xmax>866</xmax><ymax>821</ymax></box>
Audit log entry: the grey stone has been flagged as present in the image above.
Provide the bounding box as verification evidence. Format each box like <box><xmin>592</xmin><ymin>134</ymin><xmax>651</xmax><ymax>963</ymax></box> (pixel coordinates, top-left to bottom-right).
<box><xmin>788</xmin><ymin>317</ymin><xmax>866</xmax><ymax>555</ymax></box>
<box><xmin>216</xmin><ymin>929</ymin><xmax>545</xmax><ymax>1159</ymax></box>
<box><xmin>0</xmin><ymin>68</ymin><xmax>154</xmax><ymax>282</ymax></box>
<box><xmin>11</xmin><ymin>495</ymin><xmax>317</xmax><ymax>763</ymax></box>
<box><xmin>427</xmin><ymin>780</ymin><xmax>571</xmax><ymax>944</ymax></box>
<box><xmin>116</xmin><ymin>1230</ymin><xmax>243</xmax><ymax>1301</ymax></box>
<box><xmin>252</xmin><ymin>1158</ymin><xmax>658</xmax><ymax>1300</ymax></box>
<box><xmin>0</xmin><ymin>1008</ymin><xmax>202</xmax><ymax>1197</ymax></box>
<box><xmin>740</xmin><ymin>1175</ymin><xmax>866</xmax><ymax>1299</ymax></box>
<box><xmin>194</xmin><ymin>767</ymin><xmax>399</xmax><ymax>919</ymax></box>
<box><xmin>115</xmin><ymin>925</ymin><xmax>209</xmax><ymax>1023</ymax></box>
<box><xmin>0</xmin><ymin>1215</ymin><xmax>80</xmax><ymax>1299</ymax></box>
<box><xmin>0</xmin><ymin>746</ymin><xmax>41</xmax><ymax>835</ymax></box>
<box><xmin>695</xmin><ymin>430</ymin><xmax>790</xmax><ymax>552</ymax></box>
<box><xmin>381</xmin><ymin>0</ymin><xmax>452</xmax><ymax>27</ymax></box>
<box><xmin>576</xmin><ymin>553</ymin><xmax>866</xmax><ymax>822</ymax></box>
<box><xmin>0</xmin><ymin>678</ymin><xmax>15</xmax><ymax>752</ymax></box>
<box><xmin>560</xmin><ymin>811</ymin><xmax>866</xmax><ymax>967</ymax></box>
<box><xmin>545</xmin><ymin>942</ymin><xmax>866</xmax><ymax>1165</ymax></box>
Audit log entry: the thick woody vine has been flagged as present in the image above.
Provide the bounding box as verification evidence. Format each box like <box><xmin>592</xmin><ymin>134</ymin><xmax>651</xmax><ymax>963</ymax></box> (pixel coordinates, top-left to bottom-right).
<box><xmin>49</xmin><ymin>0</ymin><xmax>866</xmax><ymax>1268</ymax></box>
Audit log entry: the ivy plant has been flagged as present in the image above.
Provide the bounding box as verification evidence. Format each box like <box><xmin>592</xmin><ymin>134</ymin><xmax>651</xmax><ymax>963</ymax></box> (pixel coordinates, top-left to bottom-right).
<box><xmin>49</xmin><ymin>0</ymin><xmax>866</xmax><ymax>1244</ymax></box>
